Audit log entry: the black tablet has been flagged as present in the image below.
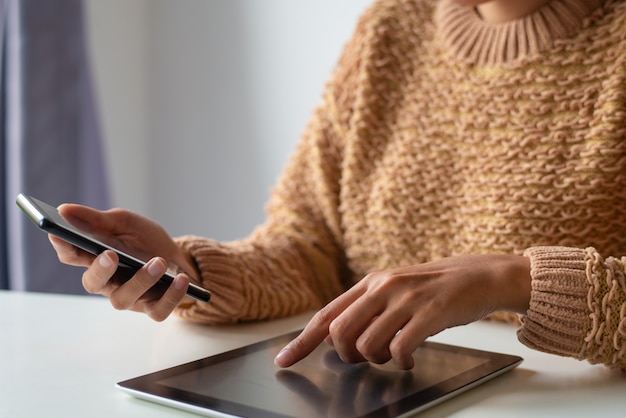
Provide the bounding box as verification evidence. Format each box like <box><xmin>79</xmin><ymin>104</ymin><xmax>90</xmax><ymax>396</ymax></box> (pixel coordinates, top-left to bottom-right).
<box><xmin>117</xmin><ymin>330</ymin><xmax>522</xmax><ymax>417</ymax></box>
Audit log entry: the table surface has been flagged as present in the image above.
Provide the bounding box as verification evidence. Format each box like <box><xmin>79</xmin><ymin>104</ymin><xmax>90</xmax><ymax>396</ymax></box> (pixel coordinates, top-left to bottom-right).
<box><xmin>0</xmin><ymin>290</ymin><xmax>624</xmax><ymax>418</ymax></box>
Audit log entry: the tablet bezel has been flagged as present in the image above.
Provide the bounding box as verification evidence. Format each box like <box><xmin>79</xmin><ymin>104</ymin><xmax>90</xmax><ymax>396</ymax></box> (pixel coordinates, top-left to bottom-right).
<box><xmin>117</xmin><ymin>330</ymin><xmax>522</xmax><ymax>418</ymax></box>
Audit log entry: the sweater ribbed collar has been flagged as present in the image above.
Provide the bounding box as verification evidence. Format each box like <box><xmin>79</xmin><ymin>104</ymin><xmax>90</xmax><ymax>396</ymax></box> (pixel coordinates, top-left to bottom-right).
<box><xmin>435</xmin><ymin>0</ymin><xmax>604</xmax><ymax>65</ymax></box>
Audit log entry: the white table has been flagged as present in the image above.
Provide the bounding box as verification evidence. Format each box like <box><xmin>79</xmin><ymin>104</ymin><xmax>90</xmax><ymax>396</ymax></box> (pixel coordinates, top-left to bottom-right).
<box><xmin>0</xmin><ymin>290</ymin><xmax>624</xmax><ymax>417</ymax></box>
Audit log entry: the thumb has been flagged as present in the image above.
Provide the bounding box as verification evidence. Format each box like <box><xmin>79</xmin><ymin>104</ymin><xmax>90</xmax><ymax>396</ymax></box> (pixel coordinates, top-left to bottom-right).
<box><xmin>57</xmin><ymin>203</ymin><xmax>112</xmax><ymax>235</ymax></box>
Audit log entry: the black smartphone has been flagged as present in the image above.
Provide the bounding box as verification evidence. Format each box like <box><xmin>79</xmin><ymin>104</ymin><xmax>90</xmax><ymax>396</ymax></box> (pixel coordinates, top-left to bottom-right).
<box><xmin>16</xmin><ymin>193</ymin><xmax>211</xmax><ymax>302</ymax></box>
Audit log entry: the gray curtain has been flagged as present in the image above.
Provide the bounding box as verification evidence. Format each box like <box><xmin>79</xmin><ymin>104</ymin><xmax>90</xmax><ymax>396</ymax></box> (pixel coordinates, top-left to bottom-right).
<box><xmin>0</xmin><ymin>0</ymin><xmax>109</xmax><ymax>293</ymax></box>
<box><xmin>0</xmin><ymin>0</ymin><xmax>7</xmax><ymax>290</ymax></box>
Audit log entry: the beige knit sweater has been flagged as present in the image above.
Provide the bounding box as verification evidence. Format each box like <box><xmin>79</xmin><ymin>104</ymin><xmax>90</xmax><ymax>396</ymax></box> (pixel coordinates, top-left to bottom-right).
<box><xmin>176</xmin><ymin>0</ymin><xmax>626</xmax><ymax>369</ymax></box>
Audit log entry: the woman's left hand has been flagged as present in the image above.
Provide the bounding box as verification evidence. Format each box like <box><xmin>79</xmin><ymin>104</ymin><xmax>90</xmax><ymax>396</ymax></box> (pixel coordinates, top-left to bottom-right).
<box><xmin>275</xmin><ymin>254</ymin><xmax>531</xmax><ymax>370</ymax></box>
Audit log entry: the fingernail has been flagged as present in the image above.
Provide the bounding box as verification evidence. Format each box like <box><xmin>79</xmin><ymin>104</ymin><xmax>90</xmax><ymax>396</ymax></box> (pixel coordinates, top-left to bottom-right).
<box><xmin>147</xmin><ymin>258</ymin><xmax>166</xmax><ymax>277</ymax></box>
<box><xmin>173</xmin><ymin>274</ymin><xmax>187</xmax><ymax>291</ymax></box>
<box><xmin>274</xmin><ymin>347</ymin><xmax>294</xmax><ymax>367</ymax></box>
<box><xmin>99</xmin><ymin>252</ymin><xmax>113</xmax><ymax>269</ymax></box>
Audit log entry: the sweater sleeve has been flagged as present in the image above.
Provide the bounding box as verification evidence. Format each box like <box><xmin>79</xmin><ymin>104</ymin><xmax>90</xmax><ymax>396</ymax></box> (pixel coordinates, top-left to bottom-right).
<box><xmin>519</xmin><ymin>246</ymin><xmax>626</xmax><ymax>369</ymax></box>
<box><xmin>172</xmin><ymin>12</ymin><xmax>374</xmax><ymax>325</ymax></box>
<box><xmin>172</xmin><ymin>99</ymin><xmax>350</xmax><ymax>324</ymax></box>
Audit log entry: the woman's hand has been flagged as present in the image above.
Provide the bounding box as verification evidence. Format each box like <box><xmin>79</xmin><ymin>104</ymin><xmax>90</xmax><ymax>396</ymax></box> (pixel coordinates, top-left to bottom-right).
<box><xmin>49</xmin><ymin>203</ymin><xmax>198</xmax><ymax>321</ymax></box>
<box><xmin>275</xmin><ymin>254</ymin><xmax>531</xmax><ymax>370</ymax></box>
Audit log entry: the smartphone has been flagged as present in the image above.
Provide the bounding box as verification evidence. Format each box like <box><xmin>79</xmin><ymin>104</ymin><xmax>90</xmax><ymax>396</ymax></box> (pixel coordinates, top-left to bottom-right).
<box><xmin>16</xmin><ymin>193</ymin><xmax>211</xmax><ymax>302</ymax></box>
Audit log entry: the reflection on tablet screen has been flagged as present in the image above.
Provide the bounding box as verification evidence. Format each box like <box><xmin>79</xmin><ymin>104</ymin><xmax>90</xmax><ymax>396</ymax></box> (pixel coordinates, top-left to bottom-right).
<box><xmin>118</xmin><ymin>331</ymin><xmax>522</xmax><ymax>418</ymax></box>
<box><xmin>158</xmin><ymin>344</ymin><xmax>487</xmax><ymax>417</ymax></box>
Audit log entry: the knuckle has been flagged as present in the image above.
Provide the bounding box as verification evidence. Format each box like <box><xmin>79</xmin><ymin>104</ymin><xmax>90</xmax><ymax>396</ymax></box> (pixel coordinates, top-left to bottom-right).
<box><xmin>109</xmin><ymin>293</ymin><xmax>129</xmax><ymax>311</ymax></box>
<box><xmin>56</xmin><ymin>251</ymin><xmax>70</xmax><ymax>263</ymax></box>
<box><xmin>356</xmin><ymin>338</ymin><xmax>389</xmax><ymax>364</ymax></box>
<box><xmin>81</xmin><ymin>271</ymin><xmax>101</xmax><ymax>295</ymax></box>
<box><xmin>81</xmin><ymin>277</ymin><xmax>95</xmax><ymax>295</ymax></box>
<box><xmin>379</xmin><ymin>270</ymin><xmax>402</xmax><ymax>286</ymax></box>
<box><xmin>311</xmin><ymin>305</ymin><xmax>334</xmax><ymax>329</ymax></box>
<box><xmin>57</xmin><ymin>246</ymin><xmax>80</xmax><ymax>264</ymax></box>
<box><xmin>328</xmin><ymin>315</ymin><xmax>351</xmax><ymax>338</ymax></box>
<box><xmin>329</xmin><ymin>326</ymin><xmax>361</xmax><ymax>363</ymax></box>
<box><xmin>148</xmin><ymin>309</ymin><xmax>169</xmax><ymax>322</ymax></box>
<box><xmin>364</xmin><ymin>270</ymin><xmax>399</xmax><ymax>294</ymax></box>
<box><xmin>154</xmin><ymin>301</ymin><xmax>175</xmax><ymax>321</ymax></box>
<box><xmin>159</xmin><ymin>290</ymin><xmax>177</xmax><ymax>307</ymax></box>
<box><xmin>389</xmin><ymin>344</ymin><xmax>409</xmax><ymax>361</ymax></box>
<box><xmin>150</xmin><ymin>299</ymin><xmax>179</xmax><ymax>323</ymax></box>
<box><xmin>389</xmin><ymin>340</ymin><xmax>414</xmax><ymax>369</ymax></box>
<box><xmin>355</xmin><ymin>334</ymin><xmax>374</xmax><ymax>355</ymax></box>
<box><xmin>328</xmin><ymin>315</ymin><xmax>349</xmax><ymax>337</ymax></box>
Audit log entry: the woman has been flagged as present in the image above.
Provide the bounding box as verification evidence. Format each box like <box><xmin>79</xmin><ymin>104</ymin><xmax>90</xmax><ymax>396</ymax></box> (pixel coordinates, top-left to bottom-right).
<box><xmin>51</xmin><ymin>0</ymin><xmax>626</xmax><ymax>370</ymax></box>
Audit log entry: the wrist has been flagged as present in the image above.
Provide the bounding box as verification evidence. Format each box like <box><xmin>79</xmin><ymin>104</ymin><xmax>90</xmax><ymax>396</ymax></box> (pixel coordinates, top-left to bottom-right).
<box><xmin>490</xmin><ymin>254</ymin><xmax>531</xmax><ymax>314</ymax></box>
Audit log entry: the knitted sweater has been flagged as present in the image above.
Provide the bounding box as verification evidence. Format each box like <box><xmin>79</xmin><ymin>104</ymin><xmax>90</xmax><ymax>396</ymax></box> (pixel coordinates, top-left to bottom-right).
<box><xmin>176</xmin><ymin>0</ymin><xmax>626</xmax><ymax>369</ymax></box>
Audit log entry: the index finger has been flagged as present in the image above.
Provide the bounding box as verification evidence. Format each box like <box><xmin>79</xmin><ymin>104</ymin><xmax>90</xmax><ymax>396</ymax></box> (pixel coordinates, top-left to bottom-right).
<box><xmin>274</xmin><ymin>286</ymin><xmax>362</xmax><ymax>368</ymax></box>
<box><xmin>48</xmin><ymin>234</ymin><xmax>95</xmax><ymax>267</ymax></box>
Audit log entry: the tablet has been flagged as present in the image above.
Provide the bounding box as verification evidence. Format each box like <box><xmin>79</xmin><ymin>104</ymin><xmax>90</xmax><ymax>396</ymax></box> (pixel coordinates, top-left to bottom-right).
<box><xmin>117</xmin><ymin>330</ymin><xmax>522</xmax><ymax>418</ymax></box>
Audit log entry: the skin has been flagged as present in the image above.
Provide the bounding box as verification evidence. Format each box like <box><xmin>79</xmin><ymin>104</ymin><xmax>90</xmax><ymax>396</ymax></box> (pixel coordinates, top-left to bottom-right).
<box><xmin>50</xmin><ymin>204</ymin><xmax>195</xmax><ymax>322</ymax></box>
<box><xmin>459</xmin><ymin>0</ymin><xmax>551</xmax><ymax>23</ymax></box>
<box><xmin>274</xmin><ymin>255</ymin><xmax>530</xmax><ymax>370</ymax></box>
<box><xmin>50</xmin><ymin>0</ymin><xmax>547</xmax><ymax>369</ymax></box>
<box><xmin>274</xmin><ymin>0</ymin><xmax>546</xmax><ymax>370</ymax></box>
<box><xmin>52</xmin><ymin>203</ymin><xmax>532</xmax><ymax>370</ymax></box>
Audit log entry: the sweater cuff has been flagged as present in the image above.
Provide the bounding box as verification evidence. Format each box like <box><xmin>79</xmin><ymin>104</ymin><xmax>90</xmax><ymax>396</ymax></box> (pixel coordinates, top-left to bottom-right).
<box><xmin>517</xmin><ymin>246</ymin><xmax>592</xmax><ymax>359</ymax></box>
<box><xmin>172</xmin><ymin>235</ymin><xmax>245</xmax><ymax>324</ymax></box>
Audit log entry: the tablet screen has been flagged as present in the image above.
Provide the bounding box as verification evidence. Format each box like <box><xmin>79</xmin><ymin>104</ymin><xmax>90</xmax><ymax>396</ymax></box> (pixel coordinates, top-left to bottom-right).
<box><xmin>117</xmin><ymin>331</ymin><xmax>522</xmax><ymax>418</ymax></box>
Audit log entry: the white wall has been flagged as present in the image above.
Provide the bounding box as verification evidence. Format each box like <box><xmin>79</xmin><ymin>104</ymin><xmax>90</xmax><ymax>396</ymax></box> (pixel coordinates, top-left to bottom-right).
<box><xmin>85</xmin><ymin>0</ymin><xmax>371</xmax><ymax>240</ymax></box>
<box><xmin>85</xmin><ymin>0</ymin><xmax>150</xmax><ymax>215</ymax></box>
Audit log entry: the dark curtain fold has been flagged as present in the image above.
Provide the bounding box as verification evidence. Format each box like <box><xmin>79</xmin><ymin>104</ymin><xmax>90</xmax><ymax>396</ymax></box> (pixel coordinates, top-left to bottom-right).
<box><xmin>0</xmin><ymin>0</ymin><xmax>7</xmax><ymax>290</ymax></box>
<box><xmin>0</xmin><ymin>0</ymin><xmax>109</xmax><ymax>293</ymax></box>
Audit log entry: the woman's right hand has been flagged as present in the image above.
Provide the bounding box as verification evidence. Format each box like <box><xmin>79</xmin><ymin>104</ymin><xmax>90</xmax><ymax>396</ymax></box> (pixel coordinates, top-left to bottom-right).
<box><xmin>49</xmin><ymin>203</ymin><xmax>197</xmax><ymax>321</ymax></box>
